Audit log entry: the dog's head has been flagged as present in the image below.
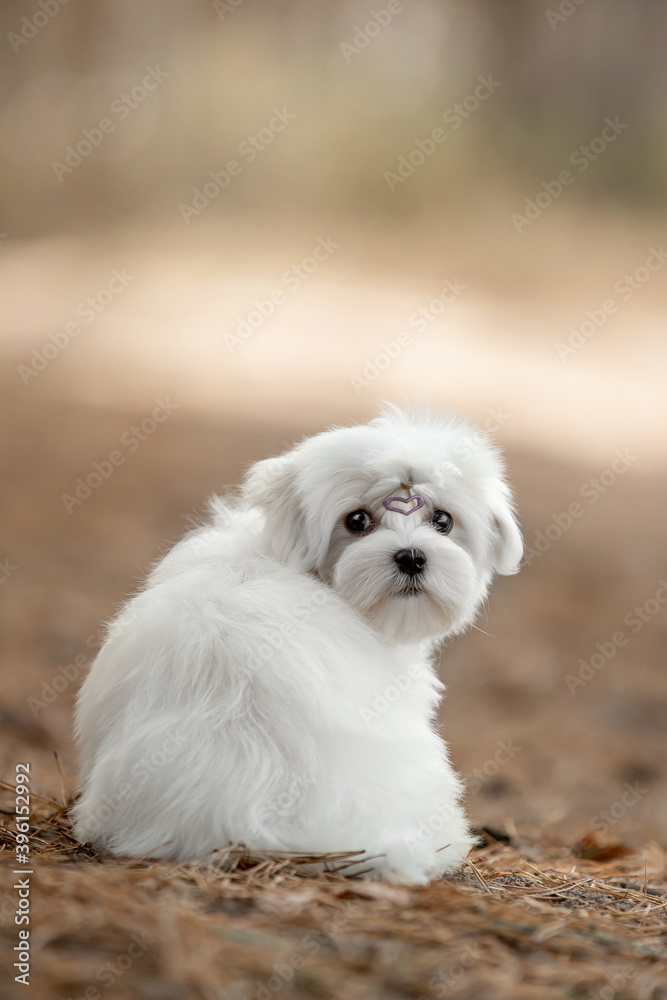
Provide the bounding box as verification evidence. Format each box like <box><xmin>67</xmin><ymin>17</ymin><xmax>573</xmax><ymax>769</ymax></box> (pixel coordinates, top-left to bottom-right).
<box><xmin>243</xmin><ymin>405</ymin><xmax>522</xmax><ymax>644</ymax></box>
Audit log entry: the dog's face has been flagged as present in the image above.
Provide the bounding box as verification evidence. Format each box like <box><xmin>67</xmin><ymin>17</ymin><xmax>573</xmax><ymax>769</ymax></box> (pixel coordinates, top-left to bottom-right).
<box><xmin>244</xmin><ymin>407</ymin><xmax>522</xmax><ymax>644</ymax></box>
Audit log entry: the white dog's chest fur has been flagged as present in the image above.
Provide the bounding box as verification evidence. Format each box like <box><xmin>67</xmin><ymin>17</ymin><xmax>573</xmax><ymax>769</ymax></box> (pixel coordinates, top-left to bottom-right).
<box><xmin>73</xmin><ymin>407</ymin><xmax>521</xmax><ymax>883</ymax></box>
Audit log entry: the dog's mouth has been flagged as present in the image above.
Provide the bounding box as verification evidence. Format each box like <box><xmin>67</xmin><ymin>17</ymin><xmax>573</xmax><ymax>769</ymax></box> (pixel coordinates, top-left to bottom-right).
<box><xmin>393</xmin><ymin>580</ymin><xmax>426</xmax><ymax>598</ymax></box>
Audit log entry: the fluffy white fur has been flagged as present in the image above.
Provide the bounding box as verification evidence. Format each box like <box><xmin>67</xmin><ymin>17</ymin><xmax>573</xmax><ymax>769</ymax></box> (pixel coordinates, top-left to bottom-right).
<box><xmin>73</xmin><ymin>405</ymin><xmax>522</xmax><ymax>883</ymax></box>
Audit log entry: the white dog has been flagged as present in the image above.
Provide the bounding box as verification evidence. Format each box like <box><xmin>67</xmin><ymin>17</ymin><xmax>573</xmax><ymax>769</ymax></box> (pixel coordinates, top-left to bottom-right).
<box><xmin>73</xmin><ymin>405</ymin><xmax>522</xmax><ymax>883</ymax></box>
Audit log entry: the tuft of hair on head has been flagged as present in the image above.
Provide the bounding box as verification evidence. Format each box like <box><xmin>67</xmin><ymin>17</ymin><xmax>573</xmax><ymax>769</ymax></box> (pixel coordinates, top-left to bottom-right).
<box><xmin>372</xmin><ymin>397</ymin><xmax>475</xmax><ymax>435</ymax></box>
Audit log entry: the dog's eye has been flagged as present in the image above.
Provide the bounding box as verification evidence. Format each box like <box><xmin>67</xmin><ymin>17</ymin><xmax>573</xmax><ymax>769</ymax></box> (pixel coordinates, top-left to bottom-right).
<box><xmin>345</xmin><ymin>509</ymin><xmax>372</xmax><ymax>533</ymax></box>
<box><xmin>432</xmin><ymin>510</ymin><xmax>454</xmax><ymax>534</ymax></box>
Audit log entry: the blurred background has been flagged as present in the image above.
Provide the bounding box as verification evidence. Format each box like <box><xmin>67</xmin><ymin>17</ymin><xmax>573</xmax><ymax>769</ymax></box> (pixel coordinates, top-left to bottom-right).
<box><xmin>1</xmin><ymin>0</ymin><xmax>666</xmax><ymax>848</ymax></box>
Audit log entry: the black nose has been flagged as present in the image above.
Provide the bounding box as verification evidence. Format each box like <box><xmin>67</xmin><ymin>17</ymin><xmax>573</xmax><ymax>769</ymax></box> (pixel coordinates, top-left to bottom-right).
<box><xmin>394</xmin><ymin>548</ymin><xmax>427</xmax><ymax>576</ymax></box>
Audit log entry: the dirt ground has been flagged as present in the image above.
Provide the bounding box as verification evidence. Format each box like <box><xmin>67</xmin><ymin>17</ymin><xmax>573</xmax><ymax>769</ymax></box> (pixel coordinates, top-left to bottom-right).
<box><xmin>0</xmin><ymin>216</ymin><xmax>666</xmax><ymax>997</ymax></box>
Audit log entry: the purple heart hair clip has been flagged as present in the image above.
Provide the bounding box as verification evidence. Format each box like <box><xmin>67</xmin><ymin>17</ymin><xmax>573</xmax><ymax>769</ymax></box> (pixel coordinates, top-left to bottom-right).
<box><xmin>382</xmin><ymin>494</ymin><xmax>425</xmax><ymax>516</ymax></box>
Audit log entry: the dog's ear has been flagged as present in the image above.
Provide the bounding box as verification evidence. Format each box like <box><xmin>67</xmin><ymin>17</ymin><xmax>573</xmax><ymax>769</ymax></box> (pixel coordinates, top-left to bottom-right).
<box><xmin>491</xmin><ymin>492</ymin><xmax>523</xmax><ymax>575</ymax></box>
<box><xmin>243</xmin><ymin>452</ymin><xmax>294</xmax><ymax>508</ymax></box>
<box><xmin>243</xmin><ymin>452</ymin><xmax>308</xmax><ymax>563</ymax></box>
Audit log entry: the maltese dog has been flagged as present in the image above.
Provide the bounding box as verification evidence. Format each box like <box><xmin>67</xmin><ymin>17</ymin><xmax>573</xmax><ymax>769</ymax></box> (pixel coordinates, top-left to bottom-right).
<box><xmin>73</xmin><ymin>404</ymin><xmax>522</xmax><ymax>883</ymax></box>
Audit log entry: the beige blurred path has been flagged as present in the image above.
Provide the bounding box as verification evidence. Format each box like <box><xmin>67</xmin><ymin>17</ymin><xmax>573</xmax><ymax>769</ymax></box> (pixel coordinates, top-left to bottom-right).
<box><xmin>1</xmin><ymin>210</ymin><xmax>665</xmax><ymax>471</ymax></box>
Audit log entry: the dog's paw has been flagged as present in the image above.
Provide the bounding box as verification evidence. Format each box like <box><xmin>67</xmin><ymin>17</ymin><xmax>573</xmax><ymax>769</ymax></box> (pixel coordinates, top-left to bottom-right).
<box><xmin>371</xmin><ymin>829</ymin><xmax>472</xmax><ymax>884</ymax></box>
